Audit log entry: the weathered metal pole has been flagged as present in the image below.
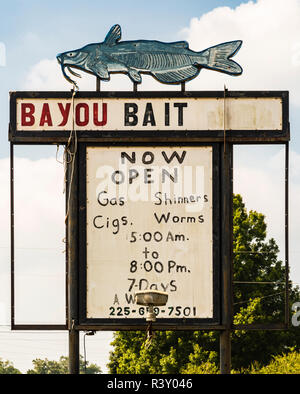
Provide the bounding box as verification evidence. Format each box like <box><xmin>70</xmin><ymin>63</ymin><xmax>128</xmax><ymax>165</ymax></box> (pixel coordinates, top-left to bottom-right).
<box><xmin>284</xmin><ymin>141</ymin><xmax>289</xmax><ymax>328</ymax></box>
<box><xmin>220</xmin><ymin>141</ymin><xmax>233</xmax><ymax>374</ymax></box>
<box><xmin>96</xmin><ymin>76</ymin><xmax>101</xmax><ymax>92</ymax></box>
<box><xmin>220</xmin><ymin>329</ymin><xmax>231</xmax><ymax>374</ymax></box>
<box><xmin>67</xmin><ymin>136</ymin><xmax>80</xmax><ymax>374</ymax></box>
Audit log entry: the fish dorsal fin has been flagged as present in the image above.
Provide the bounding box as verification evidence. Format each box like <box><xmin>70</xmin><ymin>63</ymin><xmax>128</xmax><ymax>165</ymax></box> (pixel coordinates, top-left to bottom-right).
<box><xmin>104</xmin><ymin>24</ymin><xmax>121</xmax><ymax>46</ymax></box>
<box><xmin>170</xmin><ymin>41</ymin><xmax>189</xmax><ymax>49</ymax></box>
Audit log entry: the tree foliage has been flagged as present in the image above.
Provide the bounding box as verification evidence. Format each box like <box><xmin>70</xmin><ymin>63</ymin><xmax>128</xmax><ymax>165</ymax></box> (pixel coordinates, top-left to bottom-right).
<box><xmin>249</xmin><ymin>350</ymin><xmax>300</xmax><ymax>374</ymax></box>
<box><xmin>0</xmin><ymin>359</ymin><xmax>21</xmax><ymax>374</ymax></box>
<box><xmin>27</xmin><ymin>355</ymin><xmax>101</xmax><ymax>374</ymax></box>
<box><xmin>108</xmin><ymin>194</ymin><xmax>300</xmax><ymax>373</ymax></box>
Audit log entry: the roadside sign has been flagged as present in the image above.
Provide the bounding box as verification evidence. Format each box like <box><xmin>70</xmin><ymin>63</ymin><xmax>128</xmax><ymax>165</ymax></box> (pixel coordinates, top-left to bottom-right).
<box><xmin>9</xmin><ymin>89</ymin><xmax>290</xmax><ymax>331</ymax></box>
<box><xmin>78</xmin><ymin>144</ymin><xmax>220</xmax><ymax>329</ymax></box>
<box><xmin>9</xmin><ymin>91</ymin><xmax>289</xmax><ymax>143</ymax></box>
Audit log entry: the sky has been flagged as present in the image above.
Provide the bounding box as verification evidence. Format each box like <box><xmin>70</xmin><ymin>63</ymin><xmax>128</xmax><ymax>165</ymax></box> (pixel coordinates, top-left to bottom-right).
<box><xmin>0</xmin><ymin>0</ymin><xmax>300</xmax><ymax>373</ymax></box>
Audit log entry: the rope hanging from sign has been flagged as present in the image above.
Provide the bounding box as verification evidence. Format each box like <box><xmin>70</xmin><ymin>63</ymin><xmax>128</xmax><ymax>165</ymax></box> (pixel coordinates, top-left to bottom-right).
<box><xmin>64</xmin><ymin>87</ymin><xmax>78</xmax><ymax>224</ymax></box>
<box><xmin>55</xmin><ymin>85</ymin><xmax>78</xmax><ymax>224</ymax></box>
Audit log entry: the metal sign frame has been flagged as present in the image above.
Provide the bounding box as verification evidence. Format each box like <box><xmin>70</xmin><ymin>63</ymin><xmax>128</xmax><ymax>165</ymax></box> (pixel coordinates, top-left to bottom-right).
<box><xmin>9</xmin><ymin>90</ymin><xmax>289</xmax><ymax>144</ymax></box>
<box><xmin>9</xmin><ymin>90</ymin><xmax>290</xmax><ymax>334</ymax></box>
<box><xmin>77</xmin><ymin>142</ymin><xmax>221</xmax><ymax>331</ymax></box>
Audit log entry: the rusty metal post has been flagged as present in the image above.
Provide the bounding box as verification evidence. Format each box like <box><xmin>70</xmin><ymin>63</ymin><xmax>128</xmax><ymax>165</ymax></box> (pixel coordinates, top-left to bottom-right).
<box><xmin>67</xmin><ymin>137</ymin><xmax>80</xmax><ymax>374</ymax></box>
<box><xmin>220</xmin><ymin>330</ymin><xmax>231</xmax><ymax>373</ymax></box>
<box><xmin>220</xmin><ymin>141</ymin><xmax>233</xmax><ymax>374</ymax></box>
<box><xmin>10</xmin><ymin>143</ymin><xmax>15</xmax><ymax>329</ymax></box>
<box><xmin>285</xmin><ymin>141</ymin><xmax>290</xmax><ymax>327</ymax></box>
<box><xmin>96</xmin><ymin>76</ymin><xmax>101</xmax><ymax>92</ymax></box>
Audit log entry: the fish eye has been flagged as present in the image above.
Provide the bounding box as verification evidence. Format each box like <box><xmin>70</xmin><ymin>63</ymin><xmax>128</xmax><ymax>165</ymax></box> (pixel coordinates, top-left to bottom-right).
<box><xmin>68</xmin><ymin>52</ymin><xmax>76</xmax><ymax>57</ymax></box>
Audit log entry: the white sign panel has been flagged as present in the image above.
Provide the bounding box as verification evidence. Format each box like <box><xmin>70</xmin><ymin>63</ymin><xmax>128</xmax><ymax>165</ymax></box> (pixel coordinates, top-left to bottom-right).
<box><xmin>16</xmin><ymin>97</ymin><xmax>283</xmax><ymax>131</ymax></box>
<box><xmin>86</xmin><ymin>146</ymin><xmax>214</xmax><ymax>320</ymax></box>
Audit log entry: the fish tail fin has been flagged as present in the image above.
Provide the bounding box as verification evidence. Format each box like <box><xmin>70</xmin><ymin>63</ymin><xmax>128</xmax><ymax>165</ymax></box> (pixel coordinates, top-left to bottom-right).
<box><xmin>201</xmin><ymin>40</ymin><xmax>243</xmax><ymax>76</ymax></box>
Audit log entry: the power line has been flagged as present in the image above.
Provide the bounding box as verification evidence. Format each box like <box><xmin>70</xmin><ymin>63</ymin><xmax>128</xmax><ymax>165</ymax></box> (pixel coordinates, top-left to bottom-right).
<box><xmin>234</xmin><ymin>281</ymin><xmax>285</xmax><ymax>284</ymax></box>
<box><xmin>233</xmin><ymin>291</ymin><xmax>285</xmax><ymax>306</ymax></box>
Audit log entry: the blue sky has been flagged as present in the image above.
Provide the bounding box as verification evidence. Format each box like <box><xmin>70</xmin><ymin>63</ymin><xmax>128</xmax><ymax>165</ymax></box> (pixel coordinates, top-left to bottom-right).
<box><xmin>0</xmin><ymin>0</ymin><xmax>245</xmax><ymax>158</ymax></box>
<box><xmin>0</xmin><ymin>0</ymin><xmax>300</xmax><ymax>373</ymax></box>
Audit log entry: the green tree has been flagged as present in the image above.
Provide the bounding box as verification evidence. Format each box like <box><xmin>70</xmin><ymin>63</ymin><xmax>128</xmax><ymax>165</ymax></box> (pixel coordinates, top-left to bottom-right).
<box><xmin>27</xmin><ymin>355</ymin><xmax>101</xmax><ymax>374</ymax></box>
<box><xmin>0</xmin><ymin>359</ymin><xmax>21</xmax><ymax>374</ymax></box>
<box><xmin>250</xmin><ymin>350</ymin><xmax>300</xmax><ymax>374</ymax></box>
<box><xmin>108</xmin><ymin>194</ymin><xmax>300</xmax><ymax>373</ymax></box>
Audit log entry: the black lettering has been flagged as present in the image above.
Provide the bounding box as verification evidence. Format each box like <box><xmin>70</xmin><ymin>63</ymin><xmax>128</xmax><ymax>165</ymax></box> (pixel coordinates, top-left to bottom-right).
<box><xmin>178</xmin><ymin>197</ymin><xmax>188</xmax><ymax>203</ymax></box>
<box><xmin>160</xmin><ymin>283</ymin><xmax>169</xmax><ymax>292</ymax></box>
<box><xmin>186</xmin><ymin>216</ymin><xmax>196</xmax><ymax>223</ymax></box>
<box><xmin>112</xmin><ymin>219</ymin><xmax>120</xmax><ymax>234</ymax></box>
<box><xmin>121</xmin><ymin>151</ymin><xmax>136</xmax><ymax>164</ymax></box>
<box><xmin>162</xmin><ymin>168</ymin><xmax>178</xmax><ymax>183</ymax></box>
<box><xmin>97</xmin><ymin>191</ymin><xmax>108</xmax><ymax>206</ymax></box>
<box><xmin>174</xmin><ymin>102</ymin><xmax>187</xmax><ymax>126</ymax></box>
<box><xmin>143</xmin><ymin>103</ymin><xmax>156</xmax><ymax>126</ymax></box>
<box><xmin>154</xmin><ymin>212</ymin><xmax>170</xmax><ymax>223</ymax></box>
<box><xmin>170</xmin><ymin>280</ymin><xmax>177</xmax><ymax>291</ymax></box>
<box><xmin>166</xmin><ymin>231</ymin><xmax>174</xmax><ymax>241</ymax></box>
<box><xmin>162</xmin><ymin>150</ymin><xmax>186</xmax><ymax>164</ymax></box>
<box><xmin>154</xmin><ymin>191</ymin><xmax>162</xmax><ymax>205</ymax></box>
<box><xmin>121</xmin><ymin>216</ymin><xmax>128</xmax><ymax>225</ymax></box>
<box><xmin>93</xmin><ymin>215</ymin><xmax>104</xmax><ymax>229</ymax></box>
<box><xmin>111</xmin><ymin>170</ymin><xmax>125</xmax><ymax>184</ymax></box>
<box><xmin>198</xmin><ymin>215</ymin><xmax>204</xmax><ymax>223</ymax></box>
<box><xmin>142</xmin><ymin>151</ymin><xmax>155</xmax><ymax>164</ymax></box>
<box><xmin>129</xmin><ymin>169</ymin><xmax>139</xmax><ymax>184</ymax></box>
<box><xmin>165</xmin><ymin>103</ymin><xmax>170</xmax><ymax>126</ymax></box>
<box><xmin>144</xmin><ymin>168</ymin><xmax>154</xmax><ymax>183</ymax></box>
<box><xmin>139</xmin><ymin>279</ymin><xmax>149</xmax><ymax>290</ymax></box>
<box><xmin>125</xmin><ymin>293</ymin><xmax>135</xmax><ymax>304</ymax></box>
<box><xmin>124</xmin><ymin>103</ymin><xmax>138</xmax><ymax>126</ymax></box>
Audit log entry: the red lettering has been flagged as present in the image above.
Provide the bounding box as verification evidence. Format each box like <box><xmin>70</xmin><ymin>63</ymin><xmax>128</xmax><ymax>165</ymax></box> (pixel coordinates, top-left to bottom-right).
<box><xmin>39</xmin><ymin>103</ymin><xmax>53</xmax><ymax>126</ymax></box>
<box><xmin>58</xmin><ymin>103</ymin><xmax>71</xmax><ymax>126</ymax></box>
<box><xmin>76</xmin><ymin>103</ymin><xmax>89</xmax><ymax>126</ymax></box>
<box><xmin>93</xmin><ymin>103</ymin><xmax>107</xmax><ymax>126</ymax></box>
<box><xmin>21</xmin><ymin>103</ymin><xmax>35</xmax><ymax>126</ymax></box>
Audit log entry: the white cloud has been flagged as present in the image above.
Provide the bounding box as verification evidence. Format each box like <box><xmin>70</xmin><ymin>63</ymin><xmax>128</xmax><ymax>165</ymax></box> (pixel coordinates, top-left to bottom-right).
<box><xmin>22</xmin><ymin>0</ymin><xmax>300</xmax><ymax>104</ymax></box>
<box><xmin>23</xmin><ymin>58</ymin><xmax>180</xmax><ymax>92</ymax></box>
<box><xmin>23</xmin><ymin>59</ymin><xmax>91</xmax><ymax>91</ymax></box>
<box><xmin>2</xmin><ymin>2</ymin><xmax>298</xmax><ymax>369</ymax></box>
<box><xmin>0</xmin><ymin>155</ymin><xmax>66</xmax><ymax>325</ymax></box>
<box><xmin>20</xmin><ymin>0</ymin><xmax>300</xmax><ymax>287</ymax></box>
<box><xmin>234</xmin><ymin>146</ymin><xmax>300</xmax><ymax>284</ymax></box>
<box><xmin>180</xmin><ymin>0</ymin><xmax>300</xmax><ymax>106</ymax></box>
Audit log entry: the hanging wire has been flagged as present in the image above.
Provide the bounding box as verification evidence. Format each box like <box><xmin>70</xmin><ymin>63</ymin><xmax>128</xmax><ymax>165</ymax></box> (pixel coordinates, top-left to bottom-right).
<box><xmin>83</xmin><ymin>331</ymin><xmax>95</xmax><ymax>374</ymax></box>
<box><xmin>64</xmin><ymin>88</ymin><xmax>78</xmax><ymax>224</ymax></box>
<box><xmin>234</xmin><ymin>281</ymin><xmax>285</xmax><ymax>284</ymax></box>
<box><xmin>233</xmin><ymin>291</ymin><xmax>285</xmax><ymax>306</ymax></box>
<box><xmin>234</xmin><ymin>251</ymin><xmax>275</xmax><ymax>254</ymax></box>
<box><xmin>55</xmin><ymin>86</ymin><xmax>78</xmax><ymax>256</ymax></box>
